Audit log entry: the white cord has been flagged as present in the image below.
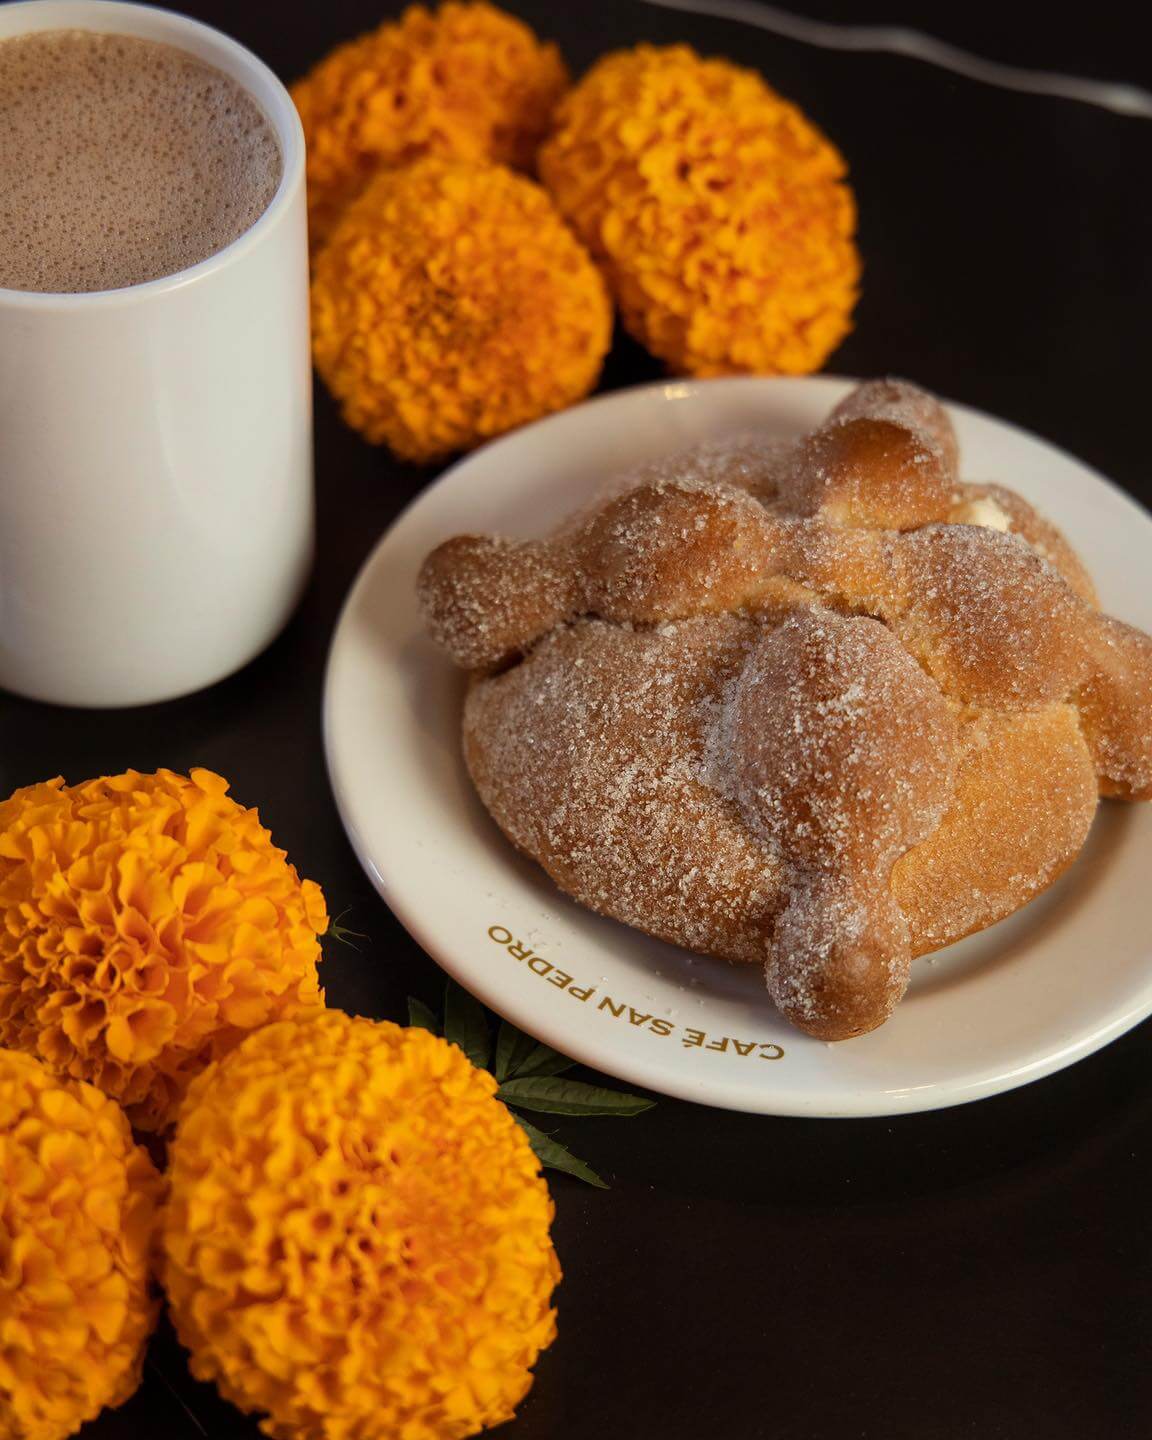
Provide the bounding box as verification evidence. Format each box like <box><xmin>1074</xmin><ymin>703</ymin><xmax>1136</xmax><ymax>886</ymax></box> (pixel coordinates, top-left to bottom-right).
<box><xmin>636</xmin><ymin>0</ymin><xmax>1152</xmax><ymax>119</ymax></box>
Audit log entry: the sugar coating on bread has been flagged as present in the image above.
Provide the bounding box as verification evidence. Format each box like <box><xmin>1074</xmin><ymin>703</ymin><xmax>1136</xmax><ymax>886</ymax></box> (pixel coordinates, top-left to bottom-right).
<box><xmin>830</xmin><ymin>378</ymin><xmax>961</xmax><ymax>475</ymax></box>
<box><xmin>720</xmin><ymin>611</ymin><xmax>957</xmax><ymax>1036</ymax></box>
<box><xmin>464</xmin><ymin>615</ymin><xmax>784</xmax><ymax>961</ymax></box>
<box><xmin>419</xmin><ymin>379</ymin><xmax>1152</xmax><ymax>1040</ymax></box>
<box><xmin>782</xmin><ymin>416</ymin><xmax>956</xmax><ymax>530</ymax></box>
<box><xmin>610</xmin><ymin>433</ymin><xmax>792</xmax><ymax>506</ymax></box>
<box><xmin>889</xmin><ymin>524</ymin><xmax>1092</xmax><ymax>706</ymax></box>
<box><xmin>891</xmin><ymin>704</ymin><xmax>1097</xmax><ymax>948</ymax></box>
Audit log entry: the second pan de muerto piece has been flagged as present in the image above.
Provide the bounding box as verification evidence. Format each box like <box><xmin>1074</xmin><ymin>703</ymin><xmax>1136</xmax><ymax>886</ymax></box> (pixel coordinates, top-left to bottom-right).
<box><xmin>417</xmin><ymin>381</ymin><xmax>1152</xmax><ymax>1041</ymax></box>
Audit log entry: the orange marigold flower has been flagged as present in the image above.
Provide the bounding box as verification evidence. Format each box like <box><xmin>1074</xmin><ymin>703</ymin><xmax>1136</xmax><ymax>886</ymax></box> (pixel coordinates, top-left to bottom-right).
<box><xmin>539</xmin><ymin>44</ymin><xmax>861</xmax><ymax>377</ymax></box>
<box><xmin>160</xmin><ymin>1010</ymin><xmax>560</xmax><ymax>1440</ymax></box>
<box><xmin>311</xmin><ymin>156</ymin><xmax>612</xmax><ymax>462</ymax></box>
<box><xmin>0</xmin><ymin>1049</ymin><xmax>162</xmax><ymax>1440</ymax></box>
<box><xmin>0</xmin><ymin>768</ymin><xmax>327</xmax><ymax>1132</ymax></box>
<box><xmin>292</xmin><ymin>0</ymin><xmax>568</xmax><ymax>245</ymax></box>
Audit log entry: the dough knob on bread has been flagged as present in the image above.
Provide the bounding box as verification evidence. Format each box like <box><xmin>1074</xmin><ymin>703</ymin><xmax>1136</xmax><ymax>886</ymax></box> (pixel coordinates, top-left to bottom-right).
<box><xmin>830</xmin><ymin>377</ymin><xmax>961</xmax><ymax>478</ymax></box>
<box><xmin>784</xmin><ymin>417</ymin><xmax>957</xmax><ymax>530</ymax></box>
<box><xmin>576</xmin><ymin>481</ymin><xmax>780</xmax><ymax>621</ymax></box>
<box><xmin>890</xmin><ymin>524</ymin><xmax>1092</xmax><ymax>706</ymax></box>
<box><xmin>418</xmin><ymin>480</ymin><xmax>803</xmax><ymax>663</ymax></box>
<box><xmin>416</xmin><ymin>534</ymin><xmax>577</xmax><ymax>671</ymax></box>
<box><xmin>782</xmin><ymin>380</ymin><xmax>959</xmax><ymax>531</ymax></box>
<box><xmin>722</xmin><ymin>610</ymin><xmax>956</xmax><ymax>1038</ymax></box>
<box><xmin>949</xmin><ymin>482</ymin><xmax>1098</xmax><ymax>603</ymax></box>
<box><xmin>770</xmin><ymin>877</ymin><xmax>912</xmax><ymax>1039</ymax></box>
<box><xmin>1077</xmin><ymin>616</ymin><xmax>1152</xmax><ymax>799</ymax></box>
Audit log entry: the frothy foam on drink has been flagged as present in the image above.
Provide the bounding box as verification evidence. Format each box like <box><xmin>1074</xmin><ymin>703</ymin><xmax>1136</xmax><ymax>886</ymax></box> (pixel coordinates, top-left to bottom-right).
<box><xmin>0</xmin><ymin>29</ymin><xmax>283</xmax><ymax>293</ymax></box>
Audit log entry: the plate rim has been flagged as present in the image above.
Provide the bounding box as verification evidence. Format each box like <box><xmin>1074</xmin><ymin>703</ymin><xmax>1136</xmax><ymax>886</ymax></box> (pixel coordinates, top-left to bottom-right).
<box><xmin>323</xmin><ymin>374</ymin><xmax>1152</xmax><ymax>1117</ymax></box>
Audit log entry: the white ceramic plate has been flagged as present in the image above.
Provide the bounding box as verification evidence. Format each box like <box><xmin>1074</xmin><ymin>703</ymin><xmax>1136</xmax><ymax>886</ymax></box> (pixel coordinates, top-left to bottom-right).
<box><xmin>324</xmin><ymin>376</ymin><xmax>1152</xmax><ymax>1116</ymax></box>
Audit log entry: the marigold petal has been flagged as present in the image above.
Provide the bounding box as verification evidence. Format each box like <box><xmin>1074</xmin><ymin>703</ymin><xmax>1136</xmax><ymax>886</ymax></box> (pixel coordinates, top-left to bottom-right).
<box><xmin>161</xmin><ymin>1012</ymin><xmax>560</xmax><ymax>1440</ymax></box>
<box><xmin>0</xmin><ymin>769</ymin><xmax>327</xmax><ymax>1130</ymax></box>
<box><xmin>539</xmin><ymin>43</ymin><xmax>860</xmax><ymax>377</ymax></box>
<box><xmin>310</xmin><ymin>156</ymin><xmax>611</xmax><ymax>461</ymax></box>
<box><xmin>0</xmin><ymin>1050</ymin><xmax>160</xmax><ymax>1440</ymax></box>
<box><xmin>291</xmin><ymin>1</ymin><xmax>568</xmax><ymax>245</ymax></box>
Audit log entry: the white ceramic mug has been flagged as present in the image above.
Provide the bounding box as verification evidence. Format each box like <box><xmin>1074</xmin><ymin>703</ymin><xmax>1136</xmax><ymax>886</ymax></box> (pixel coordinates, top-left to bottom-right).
<box><xmin>0</xmin><ymin>0</ymin><xmax>312</xmax><ymax>707</ymax></box>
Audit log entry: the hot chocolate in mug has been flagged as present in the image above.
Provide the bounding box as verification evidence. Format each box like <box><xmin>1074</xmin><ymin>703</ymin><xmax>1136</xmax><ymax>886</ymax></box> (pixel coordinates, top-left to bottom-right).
<box><xmin>0</xmin><ymin>0</ymin><xmax>312</xmax><ymax>706</ymax></box>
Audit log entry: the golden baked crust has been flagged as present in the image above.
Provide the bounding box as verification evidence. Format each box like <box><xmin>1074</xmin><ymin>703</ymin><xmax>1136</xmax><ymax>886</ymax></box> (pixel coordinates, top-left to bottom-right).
<box><xmin>418</xmin><ymin>380</ymin><xmax>1152</xmax><ymax>1039</ymax></box>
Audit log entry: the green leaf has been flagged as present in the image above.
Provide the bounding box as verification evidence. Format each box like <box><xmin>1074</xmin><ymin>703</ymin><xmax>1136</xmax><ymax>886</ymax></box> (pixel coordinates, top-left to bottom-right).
<box><xmin>497</xmin><ymin>1076</ymin><xmax>654</xmax><ymax>1117</ymax></box>
<box><xmin>514</xmin><ymin>1115</ymin><xmax>608</xmax><ymax>1189</ymax></box>
<box><xmin>443</xmin><ymin>980</ymin><xmax>491</xmax><ymax>1071</ymax></box>
<box><xmin>494</xmin><ymin>1020</ymin><xmax>539</xmax><ymax>1082</ymax></box>
<box><xmin>509</xmin><ymin>1042</ymin><xmax>576</xmax><ymax>1080</ymax></box>
<box><xmin>329</xmin><ymin>908</ymin><xmax>369</xmax><ymax>952</ymax></box>
<box><xmin>407</xmin><ymin>996</ymin><xmax>440</xmax><ymax>1034</ymax></box>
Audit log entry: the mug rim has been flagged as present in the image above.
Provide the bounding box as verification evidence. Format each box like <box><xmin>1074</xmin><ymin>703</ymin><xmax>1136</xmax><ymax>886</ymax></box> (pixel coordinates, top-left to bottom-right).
<box><xmin>0</xmin><ymin>0</ymin><xmax>306</xmax><ymax>309</ymax></box>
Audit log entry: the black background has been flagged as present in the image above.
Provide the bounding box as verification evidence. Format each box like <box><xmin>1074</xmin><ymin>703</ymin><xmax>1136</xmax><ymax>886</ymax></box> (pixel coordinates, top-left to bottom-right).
<box><xmin>2</xmin><ymin>3</ymin><xmax>1150</xmax><ymax>1437</ymax></box>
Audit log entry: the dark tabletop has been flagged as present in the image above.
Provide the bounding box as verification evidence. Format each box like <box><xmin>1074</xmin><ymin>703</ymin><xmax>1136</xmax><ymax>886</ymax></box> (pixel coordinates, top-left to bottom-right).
<box><xmin>3</xmin><ymin>2</ymin><xmax>1150</xmax><ymax>1437</ymax></box>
